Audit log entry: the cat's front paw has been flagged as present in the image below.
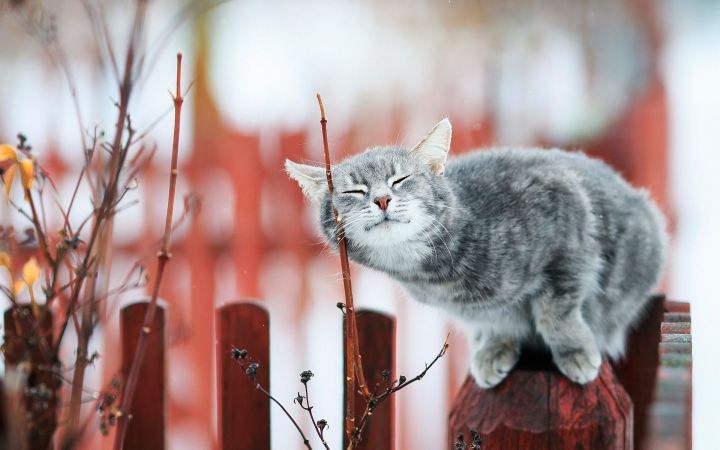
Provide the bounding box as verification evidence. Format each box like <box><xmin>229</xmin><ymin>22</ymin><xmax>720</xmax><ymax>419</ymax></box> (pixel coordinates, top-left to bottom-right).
<box><xmin>470</xmin><ymin>341</ymin><xmax>520</xmax><ymax>389</ymax></box>
<box><xmin>553</xmin><ymin>345</ymin><xmax>602</xmax><ymax>384</ymax></box>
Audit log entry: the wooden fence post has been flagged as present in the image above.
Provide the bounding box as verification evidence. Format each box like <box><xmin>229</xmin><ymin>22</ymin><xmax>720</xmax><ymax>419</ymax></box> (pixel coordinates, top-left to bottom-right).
<box><xmin>216</xmin><ymin>302</ymin><xmax>270</xmax><ymax>450</ymax></box>
<box><xmin>449</xmin><ymin>295</ymin><xmax>694</xmax><ymax>450</ymax></box>
<box><xmin>612</xmin><ymin>295</ymin><xmax>665</xmax><ymax>449</ymax></box>
<box><xmin>646</xmin><ymin>300</ymin><xmax>692</xmax><ymax>450</ymax></box>
<box><xmin>3</xmin><ymin>305</ymin><xmax>58</xmax><ymax>450</ymax></box>
<box><xmin>448</xmin><ymin>357</ymin><xmax>632</xmax><ymax>449</ymax></box>
<box><xmin>120</xmin><ymin>302</ymin><xmax>166</xmax><ymax>450</ymax></box>
<box><xmin>345</xmin><ymin>309</ymin><xmax>396</xmax><ymax>450</ymax></box>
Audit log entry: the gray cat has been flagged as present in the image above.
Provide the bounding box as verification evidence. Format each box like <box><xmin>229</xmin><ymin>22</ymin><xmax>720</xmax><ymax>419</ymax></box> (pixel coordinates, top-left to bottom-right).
<box><xmin>286</xmin><ymin>119</ymin><xmax>667</xmax><ymax>388</ymax></box>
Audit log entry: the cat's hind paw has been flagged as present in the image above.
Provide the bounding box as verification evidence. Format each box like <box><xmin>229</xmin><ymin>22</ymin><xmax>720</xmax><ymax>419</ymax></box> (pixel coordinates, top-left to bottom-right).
<box><xmin>553</xmin><ymin>345</ymin><xmax>602</xmax><ymax>384</ymax></box>
<box><xmin>470</xmin><ymin>341</ymin><xmax>520</xmax><ymax>389</ymax></box>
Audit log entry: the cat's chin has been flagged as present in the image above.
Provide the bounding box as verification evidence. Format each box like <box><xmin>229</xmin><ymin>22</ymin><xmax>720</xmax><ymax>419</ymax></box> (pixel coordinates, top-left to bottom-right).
<box><xmin>355</xmin><ymin>219</ymin><xmax>422</xmax><ymax>248</ymax></box>
<box><xmin>364</xmin><ymin>217</ymin><xmax>409</xmax><ymax>231</ymax></box>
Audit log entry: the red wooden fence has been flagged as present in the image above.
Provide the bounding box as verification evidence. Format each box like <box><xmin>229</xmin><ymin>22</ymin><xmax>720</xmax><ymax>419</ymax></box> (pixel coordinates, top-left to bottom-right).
<box><xmin>216</xmin><ymin>302</ymin><xmax>271</xmax><ymax>449</ymax></box>
<box><xmin>120</xmin><ymin>301</ymin><xmax>396</xmax><ymax>449</ymax></box>
<box><xmin>120</xmin><ymin>303</ymin><xmax>166</xmax><ymax>450</ymax></box>
<box><xmin>347</xmin><ymin>311</ymin><xmax>396</xmax><ymax>450</ymax></box>
<box><xmin>449</xmin><ymin>297</ymin><xmax>692</xmax><ymax>450</ymax></box>
<box><xmin>647</xmin><ymin>301</ymin><xmax>692</xmax><ymax>450</ymax></box>
<box><xmin>0</xmin><ymin>297</ymin><xmax>691</xmax><ymax>449</ymax></box>
<box><xmin>449</xmin><ymin>359</ymin><xmax>633</xmax><ymax>449</ymax></box>
<box><xmin>3</xmin><ymin>305</ymin><xmax>58</xmax><ymax>450</ymax></box>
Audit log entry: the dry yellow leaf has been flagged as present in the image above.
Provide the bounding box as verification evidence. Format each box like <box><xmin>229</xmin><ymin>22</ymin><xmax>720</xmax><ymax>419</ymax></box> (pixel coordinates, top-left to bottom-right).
<box><xmin>3</xmin><ymin>163</ymin><xmax>17</xmax><ymax>202</ymax></box>
<box><xmin>19</xmin><ymin>159</ymin><xmax>34</xmax><ymax>190</ymax></box>
<box><xmin>22</xmin><ymin>257</ymin><xmax>40</xmax><ymax>286</ymax></box>
<box><xmin>0</xmin><ymin>251</ymin><xmax>10</xmax><ymax>268</ymax></box>
<box><xmin>0</xmin><ymin>144</ymin><xmax>17</xmax><ymax>162</ymax></box>
<box><xmin>13</xmin><ymin>279</ymin><xmax>25</xmax><ymax>296</ymax></box>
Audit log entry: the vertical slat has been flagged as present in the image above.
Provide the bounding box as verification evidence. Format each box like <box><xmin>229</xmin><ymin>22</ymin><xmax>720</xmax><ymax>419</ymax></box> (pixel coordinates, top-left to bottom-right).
<box><xmin>3</xmin><ymin>305</ymin><xmax>58</xmax><ymax>450</ymax></box>
<box><xmin>646</xmin><ymin>300</ymin><xmax>692</xmax><ymax>450</ymax></box>
<box><xmin>216</xmin><ymin>302</ymin><xmax>270</xmax><ymax>450</ymax></box>
<box><xmin>0</xmin><ymin>379</ymin><xmax>5</xmax><ymax>448</ymax></box>
<box><xmin>612</xmin><ymin>294</ymin><xmax>664</xmax><ymax>450</ymax></box>
<box><xmin>345</xmin><ymin>310</ymin><xmax>396</xmax><ymax>450</ymax></box>
<box><xmin>121</xmin><ymin>302</ymin><xmax>166</xmax><ymax>450</ymax></box>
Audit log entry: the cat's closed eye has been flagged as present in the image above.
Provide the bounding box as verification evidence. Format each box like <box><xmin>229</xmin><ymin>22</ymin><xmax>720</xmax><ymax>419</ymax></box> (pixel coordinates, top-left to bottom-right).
<box><xmin>342</xmin><ymin>188</ymin><xmax>367</xmax><ymax>196</ymax></box>
<box><xmin>390</xmin><ymin>174</ymin><xmax>412</xmax><ymax>187</ymax></box>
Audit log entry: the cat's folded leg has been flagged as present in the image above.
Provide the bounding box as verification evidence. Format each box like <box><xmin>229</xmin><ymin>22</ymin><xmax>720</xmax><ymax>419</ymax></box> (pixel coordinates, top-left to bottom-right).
<box><xmin>469</xmin><ymin>336</ymin><xmax>521</xmax><ymax>389</ymax></box>
<box><xmin>532</xmin><ymin>297</ymin><xmax>602</xmax><ymax>384</ymax></box>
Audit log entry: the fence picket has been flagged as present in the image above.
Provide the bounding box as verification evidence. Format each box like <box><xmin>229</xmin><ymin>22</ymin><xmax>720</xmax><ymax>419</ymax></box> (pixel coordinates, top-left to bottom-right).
<box><xmin>120</xmin><ymin>302</ymin><xmax>166</xmax><ymax>450</ymax></box>
<box><xmin>646</xmin><ymin>300</ymin><xmax>692</xmax><ymax>450</ymax></box>
<box><xmin>3</xmin><ymin>306</ymin><xmax>57</xmax><ymax>450</ymax></box>
<box><xmin>612</xmin><ymin>295</ymin><xmax>665</xmax><ymax>449</ymax></box>
<box><xmin>0</xmin><ymin>294</ymin><xmax>692</xmax><ymax>448</ymax></box>
<box><xmin>216</xmin><ymin>302</ymin><xmax>270</xmax><ymax>450</ymax></box>
<box><xmin>345</xmin><ymin>309</ymin><xmax>396</xmax><ymax>450</ymax></box>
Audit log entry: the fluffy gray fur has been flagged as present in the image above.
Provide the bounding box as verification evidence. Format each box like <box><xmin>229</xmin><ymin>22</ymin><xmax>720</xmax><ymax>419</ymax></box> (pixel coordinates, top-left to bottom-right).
<box><xmin>285</xmin><ymin>119</ymin><xmax>667</xmax><ymax>388</ymax></box>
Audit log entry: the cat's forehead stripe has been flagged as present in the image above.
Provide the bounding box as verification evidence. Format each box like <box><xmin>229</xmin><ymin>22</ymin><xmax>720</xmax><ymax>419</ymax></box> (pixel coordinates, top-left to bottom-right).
<box><xmin>349</xmin><ymin>172</ymin><xmax>360</xmax><ymax>185</ymax></box>
<box><xmin>337</xmin><ymin>146</ymin><xmax>413</xmax><ymax>186</ymax></box>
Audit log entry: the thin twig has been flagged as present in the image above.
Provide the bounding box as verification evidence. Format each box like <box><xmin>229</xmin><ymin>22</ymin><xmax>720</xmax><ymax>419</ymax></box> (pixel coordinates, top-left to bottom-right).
<box><xmin>316</xmin><ymin>94</ymin><xmax>371</xmax><ymax>446</ymax></box>
<box><xmin>257</xmin><ymin>382</ymin><xmax>312</xmax><ymax>450</ymax></box>
<box><xmin>112</xmin><ymin>51</ymin><xmax>185</xmax><ymax>450</ymax></box>
<box><xmin>25</xmin><ymin>189</ymin><xmax>54</xmax><ymax>266</ymax></box>
<box><xmin>350</xmin><ymin>335</ymin><xmax>449</xmax><ymax>448</ymax></box>
<box><xmin>302</xmin><ymin>382</ymin><xmax>331</xmax><ymax>450</ymax></box>
<box><xmin>53</xmin><ymin>0</ymin><xmax>148</xmax><ymax>355</ymax></box>
<box><xmin>54</xmin><ymin>9</ymin><xmax>142</xmax><ymax>429</ymax></box>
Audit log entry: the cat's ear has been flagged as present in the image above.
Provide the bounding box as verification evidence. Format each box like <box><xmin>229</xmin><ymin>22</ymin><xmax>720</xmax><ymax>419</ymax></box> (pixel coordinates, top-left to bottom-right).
<box><xmin>410</xmin><ymin>118</ymin><xmax>452</xmax><ymax>176</ymax></box>
<box><xmin>285</xmin><ymin>159</ymin><xmax>328</xmax><ymax>201</ymax></box>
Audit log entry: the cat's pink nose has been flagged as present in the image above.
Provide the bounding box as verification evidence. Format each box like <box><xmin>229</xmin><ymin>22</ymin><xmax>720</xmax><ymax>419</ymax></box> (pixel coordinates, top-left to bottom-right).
<box><xmin>374</xmin><ymin>195</ymin><xmax>392</xmax><ymax>210</ymax></box>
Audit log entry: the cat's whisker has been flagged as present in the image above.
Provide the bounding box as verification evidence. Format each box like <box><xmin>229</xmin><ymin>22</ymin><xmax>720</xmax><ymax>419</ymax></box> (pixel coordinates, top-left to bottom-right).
<box><xmin>429</xmin><ymin>215</ymin><xmax>453</xmax><ymax>238</ymax></box>
<box><xmin>424</xmin><ymin>217</ymin><xmax>455</xmax><ymax>267</ymax></box>
<box><xmin>335</xmin><ymin>215</ymin><xmax>371</xmax><ymax>235</ymax></box>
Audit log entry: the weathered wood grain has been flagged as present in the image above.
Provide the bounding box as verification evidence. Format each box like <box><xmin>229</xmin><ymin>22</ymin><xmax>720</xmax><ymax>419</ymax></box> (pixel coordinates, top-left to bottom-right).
<box><xmin>121</xmin><ymin>302</ymin><xmax>166</xmax><ymax>450</ymax></box>
<box><xmin>613</xmin><ymin>295</ymin><xmax>664</xmax><ymax>450</ymax></box>
<box><xmin>449</xmin><ymin>356</ymin><xmax>632</xmax><ymax>449</ymax></box>
<box><xmin>216</xmin><ymin>302</ymin><xmax>270</xmax><ymax>450</ymax></box>
<box><xmin>646</xmin><ymin>300</ymin><xmax>692</xmax><ymax>450</ymax></box>
<box><xmin>348</xmin><ymin>310</ymin><xmax>396</xmax><ymax>450</ymax></box>
<box><xmin>3</xmin><ymin>305</ymin><xmax>58</xmax><ymax>450</ymax></box>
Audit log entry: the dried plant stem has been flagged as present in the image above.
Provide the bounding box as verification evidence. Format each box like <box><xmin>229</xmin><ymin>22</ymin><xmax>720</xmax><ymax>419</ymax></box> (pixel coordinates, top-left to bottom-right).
<box><xmin>65</xmin><ymin>269</ymin><xmax>98</xmax><ymax>437</ymax></box>
<box><xmin>302</xmin><ymin>383</ymin><xmax>331</xmax><ymax>450</ymax></box>
<box><xmin>112</xmin><ymin>52</ymin><xmax>185</xmax><ymax>450</ymax></box>
<box><xmin>25</xmin><ymin>189</ymin><xmax>53</xmax><ymax>266</ymax></box>
<box><xmin>315</xmin><ymin>94</ymin><xmax>371</xmax><ymax>446</ymax></box>
<box><xmin>57</xmin><ymin>11</ymin><xmax>145</xmax><ymax>436</ymax></box>
<box><xmin>349</xmin><ymin>336</ymin><xmax>449</xmax><ymax>449</ymax></box>
<box><xmin>53</xmin><ymin>0</ymin><xmax>148</xmax><ymax>353</ymax></box>
<box><xmin>256</xmin><ymin>382</ymin><xmax>312</xmax><ymax>450</ymax></box>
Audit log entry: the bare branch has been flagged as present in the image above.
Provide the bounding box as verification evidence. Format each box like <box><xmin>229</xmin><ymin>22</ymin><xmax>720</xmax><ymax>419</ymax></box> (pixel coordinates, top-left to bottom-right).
<box><xmin>316</xmin><ymin>94</ymin><xmax>371</xmax><ymax>446</ymax></box>
<box><xmin>113</xmin><ymin>51</ymin><xmax>186</xmax><ymax>450</ymax></box>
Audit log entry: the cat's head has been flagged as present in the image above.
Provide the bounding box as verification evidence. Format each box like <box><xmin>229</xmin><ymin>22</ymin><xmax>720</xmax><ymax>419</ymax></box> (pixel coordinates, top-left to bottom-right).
<box><xmin>285</xmin><ymin>119</ymin><xmax>455</xmax><ymax>251</ymax></box>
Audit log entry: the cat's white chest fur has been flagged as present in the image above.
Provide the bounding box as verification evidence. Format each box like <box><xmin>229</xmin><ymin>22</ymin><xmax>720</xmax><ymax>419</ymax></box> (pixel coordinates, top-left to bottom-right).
<box><xmin>365</xmin><ymin>239</ymin><xmax>433</xmax><ymax>273</ymax></box>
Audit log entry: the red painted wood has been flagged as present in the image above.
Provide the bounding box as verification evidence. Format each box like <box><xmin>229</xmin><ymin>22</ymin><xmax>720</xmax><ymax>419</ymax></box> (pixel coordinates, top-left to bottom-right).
<box><xmin>661</xmin><ymin>322</ymin><xmax>690</xmax><ymax>335</ymax></box>
<box><xmin>121</xmin><ymin>302</ymin><xmax>166</xmax><ymax>450</ymax></box>
<box><xmin>345</xmin><ymin>310</ymin><xmax>396</xmax><ymax>450</ymax></box>
<box><xmin>216</xmin><ymin>302</ymin><xmax>270</xmax><ymax>450</ymax></box>
<box><xmin>612</xmin><ymin>295</ymin><xmax>664</xmax><ymax>450</ymax></box>
<box><xmin>646</xmin><ymin>301</ymin><xmax>692</xmax><ymax>450</ymax></box>
<box><xmin>448</xmin><ymin>359</ymin><xmax>632</xmax><ymax>449</ymax></box>
<box><xmin>664</xmin><ymin>301</ymin><xmax>690</xmax><ymax>313</ymax></box>
<box><xmin>0</xmin><ymin>379</ymin><xmax>5</xmax><ymax>446</ymax></box>
<box><xmin>178</xmin><ymin>20</ymin><xmax>239</xmax><ymax>444</ymax></box>
<box><xmin>3</xmin><ymin>305</ymin><xmax>58</xmax><ymax>450</ymax></box>
<box><xmin>223</xmin><ymin>132</ymin><xmax>263</xmax><ymax>298</ymax></box>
